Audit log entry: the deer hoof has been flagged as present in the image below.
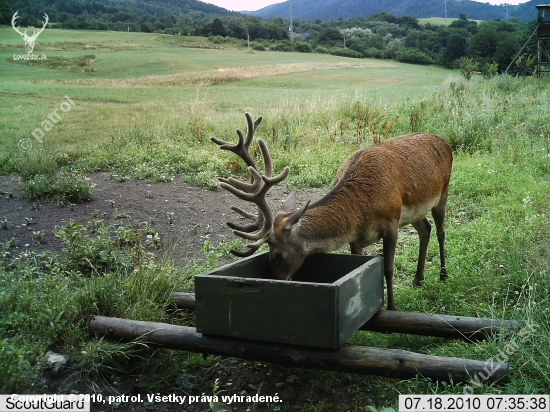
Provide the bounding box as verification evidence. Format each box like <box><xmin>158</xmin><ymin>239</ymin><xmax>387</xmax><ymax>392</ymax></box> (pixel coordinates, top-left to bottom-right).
<box><xmin>413</xmin><ymin>278</ymin><xmax>423</xmax><ymax>288</ymax></box>
<box><xmin>440</xmin><ymin>268</ymin><xmax>448</xmax><ymax>281</ymax></box>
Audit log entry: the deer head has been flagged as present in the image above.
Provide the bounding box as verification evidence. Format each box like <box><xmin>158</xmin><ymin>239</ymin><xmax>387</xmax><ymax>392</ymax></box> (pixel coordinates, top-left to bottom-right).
<box><xmin>12</xmin><ymin>11</ymin><xmax>49</xmax><ymax>54</ymax></box>
<box><xmin>212</xmin><ymin>114</ymin><xmax>320</xmax><ymax>280</ymax></box>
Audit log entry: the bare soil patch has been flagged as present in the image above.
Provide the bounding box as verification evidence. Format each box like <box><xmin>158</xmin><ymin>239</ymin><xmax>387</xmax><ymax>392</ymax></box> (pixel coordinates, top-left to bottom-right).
<box><xmin>0</xmin><ymin>173</ymin><xmax>327</xmax><ymax>260</ymax></box>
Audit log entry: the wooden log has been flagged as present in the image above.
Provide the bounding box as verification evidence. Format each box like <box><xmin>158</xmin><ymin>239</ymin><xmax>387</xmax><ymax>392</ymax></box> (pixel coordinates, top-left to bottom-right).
<box><xmin>359</xmin><ymin>310</ymin><xmax>520</xmax><ymax>340</ymax></box>
<box><xmin>171</xmin><ymin>292</ymin><xmax>196</xmax><ymax>310</ymax></box>
<box><xmin>89</xmin><ymin>315</ymin><xmax>509</xmax><ymax>384</ymax></box>
<box><xmin>171</xmin><ymin>292</ymin><xmax>519</xmax><ymax>340</ymax></box>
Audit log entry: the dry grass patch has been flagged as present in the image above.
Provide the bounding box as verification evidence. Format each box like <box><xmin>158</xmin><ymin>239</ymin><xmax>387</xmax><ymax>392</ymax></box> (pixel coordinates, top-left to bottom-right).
<box><xmin>39</xmin><ymin>41</ymin><xmax>143</xmax><ymax>51</ymax></box>
<box><xmin>33</xmin><ymin>61</ymin><xmax>396</xmax><ymax>87</ymax></box>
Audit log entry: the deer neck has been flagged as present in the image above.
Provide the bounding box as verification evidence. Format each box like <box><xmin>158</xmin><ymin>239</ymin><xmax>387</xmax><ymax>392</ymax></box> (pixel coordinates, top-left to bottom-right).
<box><xmin>296</xmin><ymin>191</ymin><xmax>364</xmax><ymax>254</ymax></box>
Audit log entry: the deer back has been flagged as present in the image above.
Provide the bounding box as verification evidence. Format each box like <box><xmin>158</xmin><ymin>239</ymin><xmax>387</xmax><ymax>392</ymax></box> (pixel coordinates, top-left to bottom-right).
<box><xmin>272</xmin><ymin>133</ymin><xmax>453</xmax><ymax>257</ymax></box>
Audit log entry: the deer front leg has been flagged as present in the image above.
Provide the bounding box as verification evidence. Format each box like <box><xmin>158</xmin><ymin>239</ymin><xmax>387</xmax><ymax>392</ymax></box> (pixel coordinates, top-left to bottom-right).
<box><xmin>411</xmin><ymin>218</ymin><xmax>432</xmax><ymax>287</ymax></box>
<box><xmin>382</xmin><ymin>230</ymin><xmax>398</xmax><ymax>311</ymax></box>
<box><xmin>432</xmin><ymin>204</ymin><xmax>448</xmax><ymax>282</ymax></box>
<box><xmin>350</xmin><ymin>242</ymin><xmax>363</xmax><ymax>255</ymax></box>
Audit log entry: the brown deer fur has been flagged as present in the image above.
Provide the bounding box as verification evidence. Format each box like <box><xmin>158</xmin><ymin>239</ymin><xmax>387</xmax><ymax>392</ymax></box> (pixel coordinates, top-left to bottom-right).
<box><xmin>213</xmin><ymin>114</ymin><xmax>453</xmax><ymax>310</ymax></box>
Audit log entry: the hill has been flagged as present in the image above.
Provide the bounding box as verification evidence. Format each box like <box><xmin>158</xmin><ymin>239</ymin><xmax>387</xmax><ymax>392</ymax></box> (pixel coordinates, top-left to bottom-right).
<box><xmin>251</xmin><ymin>0</ymin><xmax>540</xmax><ymax>22</ymax></box>
<box><xmin>5</xmin><ymin>0</ymin><xmax>234</xmax><ymax>26</ymax></box>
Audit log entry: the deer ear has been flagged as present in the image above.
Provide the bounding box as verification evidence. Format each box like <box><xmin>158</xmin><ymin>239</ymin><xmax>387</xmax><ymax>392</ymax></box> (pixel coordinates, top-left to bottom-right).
<box><xmin>285</xmin><ymin>200</ymin><xmax>310</xmax><ymax>229</ymax></box>
<box><xmin>281</xmin><ymin>191</ymin><xmax>297</xmax><ymax>212</ymax></box>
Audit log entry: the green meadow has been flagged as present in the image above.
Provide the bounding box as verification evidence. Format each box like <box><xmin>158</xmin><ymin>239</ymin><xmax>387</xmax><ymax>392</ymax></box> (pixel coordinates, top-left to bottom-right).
<box><xmin>1</xmin><ymin>28</ymin><xmax>450</xmax><ymax>163</ymax></box>
<box><xmin>1</xmin><ymin>27</ymin><xmax>549</xmax><ymax>409</ymax></box>
<box><xmin>417</xmin><ymin>17</ymin><xmax>484</xmax><ymax>26</ymax></box>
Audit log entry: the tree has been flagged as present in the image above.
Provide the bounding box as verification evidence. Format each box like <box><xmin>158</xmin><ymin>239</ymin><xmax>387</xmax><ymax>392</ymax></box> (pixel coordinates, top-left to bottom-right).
<box><xmin>493</xmin><ymin>32</ymin><xmax>518</xmax><ymax>71</ymax></box>
<box><xmin>468</xmin><ymin>25</ymin><xmax>499</xmax><ymax>60</ymax></box>
<box><xmin>369</xmin><ymin>12</ymin><xmax>398</xmax><ymax>24</ymax></box>
<box><xmin>397</xmin><ymin>16</ymin><xmax>420</xmax><ymax>31</ymax></box>
<box><xmin>316</xmin><ymin>27</ymin><xmax>344</xmax><ymax>47</ymax></box>
<box><xmin>440</xmin><ymin>32</ymin><xmax>469</xmax><ymax>67</ymax></box>
<box><xmin>202</xmin><ymin>17</ymin><xmax>226</xmax><ymax>37</ymax></box>
<box><xmin>227</xmin><ymin>18</ymin><xmax>247</xmax><ymax>39</ymax></box>
<box><xmin>0</xmin><ymin>0</ymin><xmax>14</xmax><ymax>25</ymax></box>
<box><xmin>449</xmin><ymin>16</ymin><xmax>478</xmax><ymax>34</ymax></box>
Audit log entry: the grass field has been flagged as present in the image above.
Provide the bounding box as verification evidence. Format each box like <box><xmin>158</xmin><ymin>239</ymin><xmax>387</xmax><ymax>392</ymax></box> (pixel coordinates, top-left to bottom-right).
<box><xmin>418</xmin><ymin>17</ymin><xmax>484</xmax><ymax>26</ymax></box>
<box><xmin>1</xmin><ymin>27</ymin><xmax>549</xmax><ymax>410</ymax></box>
<box><xmin>0</xmin><ymin>28</ymin><xmax>452</xmax><ymax>166</ymax></box>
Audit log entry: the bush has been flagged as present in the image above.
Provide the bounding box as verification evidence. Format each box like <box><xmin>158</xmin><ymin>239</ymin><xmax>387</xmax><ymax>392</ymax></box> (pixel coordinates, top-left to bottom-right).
<box><xmin>54</xmin><ymin>221</ymin><xmax>134</xmax><ymax>275</ymax></box>
<box><xmin>482</xmin><ymin>62</ymin><xmax>499</xmax><ymax>79</ymax></box>
<box><xmin>270</xmin><ymin>40</ymin><xmax>293</xmax><ymax>52</ymax></box>
<box><xmin>293</xmin><ymin>42</ymin><xmax>313</xmax><ymax>53</ymax></box>
<box><xmin>315</xmin><ymin>46</ymin><xmax>330</xmax><ymax>54</ymax></box>
<box><xmin>329</xmin><ymin>47</ymin><xmax>363</xmax><ymax>59</ymax></box>
<box><xmin>396</xmin><ymin>49</ymin><xmax>434</xmax><ymax>65</ymax></box>
<box><xmin>0</xmin><ymin>339</ymin><xmax>36</xmax><ymax>393</ymax></box>
<box><xmin>364</xmin><ymin>47</ymin><xmax>385</xmax><ymax>59</ymax></box>
<box><xmin>251</xmin><ymin>43</ymin><xmax>266</xmax><ymax>51</ymax></box>
<box><xmin>21</xmin><ymin>171</ymin><xmax>95</xmax><ymax>203</ymax></box>
<box><xmin>208</xmin><ymin>35</ymin><xmax>229</xmax><ymax>44</ymax></box>
<box><xmin>459</xmin><ymin>57</ymin><xmax>479</xmax><ymax>80</ymax></box>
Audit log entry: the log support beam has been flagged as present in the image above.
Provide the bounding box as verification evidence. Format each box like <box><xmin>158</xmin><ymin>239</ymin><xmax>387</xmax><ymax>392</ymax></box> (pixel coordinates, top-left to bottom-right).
<box><xmin>171</xmin><ymin>292</ymin><xmax>519</xmax><ymax>341</ymax></box>
<box><xmin>89</xmin><ymin>315</ymin><xmax>509</xmax><ymax>384</ymax></box>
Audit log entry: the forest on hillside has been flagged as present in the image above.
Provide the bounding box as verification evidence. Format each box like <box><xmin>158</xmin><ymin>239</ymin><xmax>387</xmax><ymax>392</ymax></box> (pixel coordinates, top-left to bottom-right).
<box><xmin>0</xmin><ymin>0</ymin><xmax>540</xmax><ymax>76</ymax></box>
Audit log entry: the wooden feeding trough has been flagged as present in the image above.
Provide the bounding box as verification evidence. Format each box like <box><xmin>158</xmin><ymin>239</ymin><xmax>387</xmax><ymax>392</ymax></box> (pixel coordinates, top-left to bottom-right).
<box><xmin>195</xmin><ymin>252</ymin><xmax>384</xmax><ymax>349</ymax></box>
<box><xmin>89</xmin><ymin>253</ymin><xmax>519</xmax><ymax>384</ymax></box>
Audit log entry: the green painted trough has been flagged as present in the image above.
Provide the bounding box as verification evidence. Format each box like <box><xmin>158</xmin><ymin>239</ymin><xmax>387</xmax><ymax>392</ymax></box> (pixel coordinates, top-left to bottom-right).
<box><xmin>195</xmin><ymin>252</ymin><xmax>384</xmax><ymax>349</ymax></box>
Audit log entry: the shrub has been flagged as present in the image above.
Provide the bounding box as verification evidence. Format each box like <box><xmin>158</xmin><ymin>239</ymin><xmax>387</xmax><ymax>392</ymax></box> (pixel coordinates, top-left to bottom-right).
<box><xmin>396</xmin><ymin>49</ymin><xmax>434</xmax><ymax>65</ymax></box>
<box><xmin>54</xmin><ymin>221</ymin><xmax>134</xmax><ymax>275</ymax></box>
<box><xmin>315</xmin><ymin>46</ymin><xmax>330</xmax><ymax>54</ymax></box>
<box><xmin>293</xmin><ymin>42</ymin><xmax>313</xmax><ymax>53</ymax></box>
<box><xmin>329</xmin><ymin>47</ymin><xmax>363</xmax><ymax>59</ymax></box>
<box><xmin>270</xmin><ymin>40</ymin><xmax>293</xmax><ymax>52</ymax></box>
<box><xmin>0</xmin><ymin>339</ymin><xmax>36</xmax><ymax>393</ymax></box>
<box><xmin>364</xmin><ymin>47</ymin><xmax>385</xmax><ymax>59</ymax></box>
<box><xmin>21</xmin><ymin>171</ymin><xmax>95</xmax><ymax>203</ymax></box>
<box><xmin>482</xmin><ymin>62</ymin><xmax>499</xmax><ymax>79</ymax></box>
<box><xmin>459</xmin><ymin>57</ymin><xmax>479</xmax><ymax>80</ymax></box>
<box><xmin>207</xmin><ymin>35</ymin><xmax>228</xmax><ymax>44</ymax></box>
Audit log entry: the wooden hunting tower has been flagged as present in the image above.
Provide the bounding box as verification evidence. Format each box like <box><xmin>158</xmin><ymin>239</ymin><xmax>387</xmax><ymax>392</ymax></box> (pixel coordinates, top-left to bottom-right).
<box><xmin>536</xmin><ymin>5</ymin><xmax>550</xmax><ymax>76</ymax></box>
<box><xmin>537</xmin><ymin>5</ymin><xmax>550</xmax><ymax>38</ymax></box>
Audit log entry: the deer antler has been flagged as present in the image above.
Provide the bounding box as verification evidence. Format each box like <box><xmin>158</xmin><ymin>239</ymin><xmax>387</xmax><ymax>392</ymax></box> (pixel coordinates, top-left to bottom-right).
<box><xmin>212</xmin><ymin>113</ymin><xmax>290</xmax><ymax>257</ymax></box>
<box><xmin>11</xmin><ymin>11</ymin><xmax>24</xmax><ymax>37</ymax></box>
<box><xmin>11</xmin><ymin>11</ymin><xmax>48</xmax><ymax>38</ymax></box>
<box><xmin>35</xmin><ymin>13</ymin><xmax>49</xmax><ymax>38</ymax></box>
<box><xmin>212</xmin><ymin>113</ymin><xmax>265</xmax><ymax>233</ymax></box>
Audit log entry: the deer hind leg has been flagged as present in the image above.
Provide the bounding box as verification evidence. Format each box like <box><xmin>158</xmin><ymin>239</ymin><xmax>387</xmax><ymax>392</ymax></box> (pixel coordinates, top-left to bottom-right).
<box><xmin>431</xmin><ymin>202</ymin><xmax>448</xmax><ymax>282</ymax></box>
<box><xmin>411</xmin><ymin>218</ymin><xmax>432</xmax><ymax>287</ymax></box>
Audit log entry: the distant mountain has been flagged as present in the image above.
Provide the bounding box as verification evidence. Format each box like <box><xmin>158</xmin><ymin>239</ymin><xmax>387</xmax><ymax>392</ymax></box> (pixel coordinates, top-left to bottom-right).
<box><xmin>251</xmin><ymin>0</ymin><xmax>541</xmax><ymax>22</ymax></box>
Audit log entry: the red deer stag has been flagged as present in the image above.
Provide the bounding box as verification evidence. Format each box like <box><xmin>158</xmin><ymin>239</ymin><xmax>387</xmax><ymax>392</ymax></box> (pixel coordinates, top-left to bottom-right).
<box><xmin>212</xmin><ymin>113</ymin><xmax>453</xmax><ymax>310</ymax></box>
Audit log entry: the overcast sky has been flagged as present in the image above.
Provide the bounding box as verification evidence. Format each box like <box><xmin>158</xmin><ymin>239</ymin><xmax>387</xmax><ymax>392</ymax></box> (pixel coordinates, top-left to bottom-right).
<box><xmin>204</xmin><ymin>0</ymin><xmax>531</xmax><ymax>12</ymax></box>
